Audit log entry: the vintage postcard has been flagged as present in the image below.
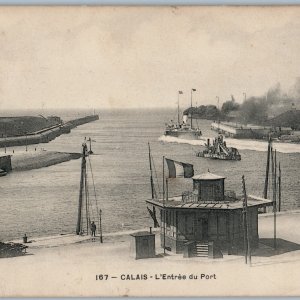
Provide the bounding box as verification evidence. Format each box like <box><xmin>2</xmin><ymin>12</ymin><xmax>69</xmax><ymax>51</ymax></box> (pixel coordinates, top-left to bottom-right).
<box><xmin>0</xmin><ymin>5</ymin><xmax>300</xmax><ymax>297</ymax></box>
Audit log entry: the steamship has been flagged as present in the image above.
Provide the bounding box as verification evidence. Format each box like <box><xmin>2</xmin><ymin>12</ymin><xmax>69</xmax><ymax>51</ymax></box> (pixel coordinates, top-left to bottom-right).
<box><xmin>164</xmin><ymin>89</ymin><xmax>203</xmax><ymax>140</ymax></box>
<box><xmin>165</xmin><ymin>114</ymin><xmax>203</xmax><ymax>140</ymax></box>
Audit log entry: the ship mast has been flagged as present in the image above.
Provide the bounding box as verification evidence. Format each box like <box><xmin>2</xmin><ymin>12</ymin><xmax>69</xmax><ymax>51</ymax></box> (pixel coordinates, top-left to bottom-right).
<box><xmin>76</xmin><ymin>143</ymin><xmax>88</xmax><ymax>235</ymax></box>
<box><xmin>177</xmin><ymin>91</ymin><xmax>183</xmax><ymax>125</ymax></box>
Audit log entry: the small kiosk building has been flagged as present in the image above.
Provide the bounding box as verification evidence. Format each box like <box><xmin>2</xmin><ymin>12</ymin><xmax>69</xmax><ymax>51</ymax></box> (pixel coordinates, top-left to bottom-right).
<box><xmin>146</xmin><ymin>171</ymin><xmax>273</xmax><ymax>257</ymax></box>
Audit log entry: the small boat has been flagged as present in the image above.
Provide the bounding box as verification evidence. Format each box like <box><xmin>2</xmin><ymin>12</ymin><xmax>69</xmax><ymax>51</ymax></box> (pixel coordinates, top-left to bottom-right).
<box><xmin>0</xmin><ymin>169</ymin><xmax>7</xmax><ymax>177</ymax></box>
<box><xmin>196</xmin><ymin>135</ymin><xmax>241</xmax><ymax>160</ymax></box>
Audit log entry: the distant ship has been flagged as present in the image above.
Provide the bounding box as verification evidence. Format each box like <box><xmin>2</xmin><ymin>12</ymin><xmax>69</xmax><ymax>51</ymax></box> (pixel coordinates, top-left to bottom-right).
<box><xmin>196</xmin><ymin>135</ymin><xmax>241</xmax><ymax>160</ymax></box>
<box><xmin>165</xmin><ymin>115</ymin><xmax>203</xmax><ymax>140</ymax></box>
<box><xmin>164</xmin><ymin>89</ymin><xmax>203</xmax><ymax>140</ymax></box>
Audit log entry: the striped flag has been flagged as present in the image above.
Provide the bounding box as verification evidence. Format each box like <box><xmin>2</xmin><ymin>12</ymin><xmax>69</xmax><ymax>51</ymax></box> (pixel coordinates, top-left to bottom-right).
<box><xmin>165</xmin><ymin>158</ymin><xmax>194</xmax><ymax>178</ymax></box>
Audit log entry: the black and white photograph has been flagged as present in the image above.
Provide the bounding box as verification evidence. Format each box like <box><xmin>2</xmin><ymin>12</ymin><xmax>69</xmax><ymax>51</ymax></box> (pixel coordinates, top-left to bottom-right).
<box><xmin>0</xmin><ymin>5</ymin><xmax>300</xmax><ymax>297</ymax></box>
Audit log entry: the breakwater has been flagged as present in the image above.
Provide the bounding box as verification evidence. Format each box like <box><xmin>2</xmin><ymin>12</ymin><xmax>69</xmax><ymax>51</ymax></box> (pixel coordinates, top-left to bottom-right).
<box><xmin>66</xmin><ymin>114</ymin><xmax>99</xmax><ymax>129</ymax></box>
<box><xmin>0</xmin><ymin>151</ymin><xmax>81</xmax><ymax>173</ymax></box>
<box><xmin>0</xmin><ymin>115</ymin><xmax>99</xmax><ymax>148</ymax></box>
<box><xmin>11</xmin><ymin>151</ymin><xmax>81</xmax><ymax>171</ymax></box>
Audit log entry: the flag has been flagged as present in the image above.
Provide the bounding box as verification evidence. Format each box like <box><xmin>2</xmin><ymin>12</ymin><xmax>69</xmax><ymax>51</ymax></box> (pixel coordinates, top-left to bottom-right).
<box><xmin>192</xmin><ymin>88</ymin><xmax>196</xmax><ymax>92</ymax></box>
<box><xmin>178</xmin><ymin>91</ymin><xmax>183</xmax><ymax>94</ymax></box>
<box><xmin>165</xmin><ymin>158</ymin><xmax>194</xmax><ymax>178</ymax></box>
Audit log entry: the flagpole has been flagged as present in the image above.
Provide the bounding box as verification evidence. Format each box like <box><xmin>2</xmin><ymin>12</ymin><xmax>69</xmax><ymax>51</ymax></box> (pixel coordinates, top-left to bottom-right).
<box><xmin>163</xmin><ymin>156</ymin><xmax>166</xmax><ymax>254</ymax></box>
<box><xmin>148</xmin><ymin>142</ymin><xmax>155</xmax><ymax>199</ymax></box>
<box><xmin>177</xmin><ymin>92</ymin><xmax>180</xmax><ymax>125</ymax></box>
<box><xmin>274</xmin><ymin>149</ymin><xmax>277</xmax><ymax>250</ymax></box>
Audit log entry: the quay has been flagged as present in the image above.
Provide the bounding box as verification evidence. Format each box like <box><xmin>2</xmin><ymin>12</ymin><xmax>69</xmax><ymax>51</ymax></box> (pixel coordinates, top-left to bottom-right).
<box><xmin>211</xmin><ymin>121</ymin><xmax>291</xmax><ymax>139</ymax></box>
<box><xmin>1</xmin><ymin>211</ymin><xmax>300</xmax><ymax>297</ymax></box>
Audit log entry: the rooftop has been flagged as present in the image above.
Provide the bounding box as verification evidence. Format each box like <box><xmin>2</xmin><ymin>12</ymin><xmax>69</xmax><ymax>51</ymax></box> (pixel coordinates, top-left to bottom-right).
<box><xmin>146</xmin><ymin>194</ymin><xmax>273</xmax><ymax>210</ymax></box>
<box><xmin>193</xmin><ymin>171</ymin><xmax>225</xmax><ymax>180</ymax></box>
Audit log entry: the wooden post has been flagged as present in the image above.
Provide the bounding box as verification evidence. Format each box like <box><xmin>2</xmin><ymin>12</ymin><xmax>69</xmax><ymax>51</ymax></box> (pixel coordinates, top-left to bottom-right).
<box><xmin>278</xmin><ymin>163</ymin><xmax>282</xmax><ymax>212</ymax></box>
<box><xmin>242</xmin><ymin>202</ymin><xmax>247</xmax><ymax>264</ymax></box>
<box><xmin>76</xmin><ymin>143</ymin><xmax>87</xmax><ymax>235</ymax></box>
<box><xmin>99</xmin><ymin>209</ymin><xmax>103</xmax><ymax>243</ymax></box>
<box><xmin>263</xmin><ymin>137</ymin><xmax>271</xmax><ymax>213</ymax></box>
<box><xmin>242</xmin><ymin>175</ymin><xmax>251</xmax><ymax>265</ymax></box>
<box><xmin>274</xmin><ymin>149</ymin><xmax>277</xmax><ymax>206</ymax></box>
<box><xmin>190</xmin><ymin>89</ymin><xmax>193</xmax><ymax>129</ymax></box>
<box><xmin>84</xmin><ymin>166</ymin><xmax>89</xmax><ymax>235</ymax></box>
<box><xmin>163</xmin><ymin>156</ymin><xmax>166</xmax><ymax>254</ymax></box>
<box><xmin>148</xmin><ymin>142</ymin><xmax>155</xmax><ymax>200</ymax></box>
<box><xmin>271</xmin><ymin>147</ymin><xmax>277</xmax><ymax>250</ymax></box>
<box><xmin>177</xmin><ymin>92</ymin><xmax>180</xmax><ymax>125</ymax></box>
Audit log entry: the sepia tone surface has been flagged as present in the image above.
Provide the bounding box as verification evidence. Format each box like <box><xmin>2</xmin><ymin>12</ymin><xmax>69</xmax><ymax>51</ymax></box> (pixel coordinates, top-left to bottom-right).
<box><xmin>0</xmin><ymin>6</ymin><xmax>300</xmax><ymax>297</ymax></box>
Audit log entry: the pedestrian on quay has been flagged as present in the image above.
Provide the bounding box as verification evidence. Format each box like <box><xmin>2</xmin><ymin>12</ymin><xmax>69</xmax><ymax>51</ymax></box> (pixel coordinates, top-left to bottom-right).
<box><xmin>91</xmin><ymin>221</ymin><xmax>96</xmax><ymax>239</ymax></box>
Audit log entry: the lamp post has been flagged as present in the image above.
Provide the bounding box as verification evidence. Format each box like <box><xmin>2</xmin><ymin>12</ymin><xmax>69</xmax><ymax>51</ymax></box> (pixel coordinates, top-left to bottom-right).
<box><xmin>177</xmin><ymin>91</ymin><xmax>183</xmax><ymax>125</ymax></box>
<box><xmin>190</xmin><ymin>88</ymin><xmax>196</xmax><ymax>129</ymax></box>
<box><xmin>216</xmin><ymin>96</ymin><xmax>220</xmax><ymax>130</ymax></box>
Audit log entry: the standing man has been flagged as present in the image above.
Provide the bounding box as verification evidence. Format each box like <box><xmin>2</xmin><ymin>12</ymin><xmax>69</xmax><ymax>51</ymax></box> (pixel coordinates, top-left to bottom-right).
<box><xmin>91</xmin><ymin>221</ymin><xmax>96</xmax><ymax>239</ymax></box>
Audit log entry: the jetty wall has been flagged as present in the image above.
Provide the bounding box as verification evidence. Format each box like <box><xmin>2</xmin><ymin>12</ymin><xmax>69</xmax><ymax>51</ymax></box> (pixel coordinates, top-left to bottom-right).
<box><xmin>0</xmin><ymin>115</ymin><xmax>99</xmax><ymax>148</ymax></box>
<box><xmin>66</xmin><ymin>114</ymin><xmax>99</xmax><ymax>129</ymax></box>
<box><xmin>11</xmin><ymin>151</ymin><xmax>81</xmax><ymax>171</ymax></box>
<box><xmin>212</xmin><ymin>122</ymin><xmax>270</xmax><ymax>139</ymax></box>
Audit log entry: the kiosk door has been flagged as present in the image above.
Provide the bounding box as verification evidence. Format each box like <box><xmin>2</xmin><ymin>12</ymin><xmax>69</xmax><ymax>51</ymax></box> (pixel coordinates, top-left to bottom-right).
<box><xmin>194</xmin><ymin>217</ymin><xmax>208</xmax><ymax>241</ymax></box>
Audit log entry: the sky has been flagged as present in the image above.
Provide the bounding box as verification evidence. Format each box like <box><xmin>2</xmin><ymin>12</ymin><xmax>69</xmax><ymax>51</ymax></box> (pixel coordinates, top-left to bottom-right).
<box><xmin>0</xmin><ymin>6</ymin><xmax>300</xmax><ymax>110</ymax></box>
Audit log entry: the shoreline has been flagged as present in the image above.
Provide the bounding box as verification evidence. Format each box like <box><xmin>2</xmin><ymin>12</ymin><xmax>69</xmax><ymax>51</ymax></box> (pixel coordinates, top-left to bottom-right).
<box><xmin>5</xmin><ymin>209</ymin><xmax>300</xmax><ymax>247</ymax></box>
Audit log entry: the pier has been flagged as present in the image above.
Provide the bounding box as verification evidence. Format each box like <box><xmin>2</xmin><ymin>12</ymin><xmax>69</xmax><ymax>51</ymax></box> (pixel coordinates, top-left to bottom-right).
<box><xmin>211</xmin><ymin>121</ymin><xmax>292</xmax><ymax>139</ymax></box>
<box><xmin>0</xmin><ymin>114</ymin><xmax>99</xmax><ymax>148</ymax></box>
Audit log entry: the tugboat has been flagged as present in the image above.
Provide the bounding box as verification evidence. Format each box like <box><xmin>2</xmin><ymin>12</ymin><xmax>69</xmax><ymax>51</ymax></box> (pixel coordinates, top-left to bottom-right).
<box><xmin>164</xmin><ymin>89</ymin><xmax>203</xmax><ymax>140</ymax></box>
<box><xmin>196</xmin><ymin>135</ymin><xmax>241</xmax><ymax>160</ymax></box>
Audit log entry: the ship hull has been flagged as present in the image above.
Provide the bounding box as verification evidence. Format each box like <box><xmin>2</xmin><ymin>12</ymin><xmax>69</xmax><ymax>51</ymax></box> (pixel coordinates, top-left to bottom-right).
<box><xmin>165</xmin><ymin>130</ymin><xmax>203</xmax><ymax>140</ymax></box>
<box><xmin>197</xmin><ymin>152</ymin><xmax>241</xmax><ymax>161</ymax></box>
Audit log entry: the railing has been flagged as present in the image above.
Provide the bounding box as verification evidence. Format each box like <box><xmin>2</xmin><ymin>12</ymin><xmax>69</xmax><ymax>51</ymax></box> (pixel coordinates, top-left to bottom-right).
<box><xmin>181</xmin><ymin>191</ymin><xmax>236</xmax><ymax>205</ymax></box>
<box><xmin>182</xmin><ymin>192</ymin><xmax>198</xmax><ymax>203</ymax></box>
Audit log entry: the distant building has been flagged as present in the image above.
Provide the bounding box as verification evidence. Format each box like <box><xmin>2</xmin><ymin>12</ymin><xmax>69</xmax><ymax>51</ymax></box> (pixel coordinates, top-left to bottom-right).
<box><xmin>267</xmin><ymin>109</ymin><xmax>300</xmax><ymax>130</ymax></box>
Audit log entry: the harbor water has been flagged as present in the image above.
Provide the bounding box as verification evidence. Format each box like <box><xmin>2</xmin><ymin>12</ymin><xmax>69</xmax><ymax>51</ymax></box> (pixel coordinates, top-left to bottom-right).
<box><xmin>0</xmin><ymin>108</ymin><xmax>300</xmax><ymax>241</ymax></box>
